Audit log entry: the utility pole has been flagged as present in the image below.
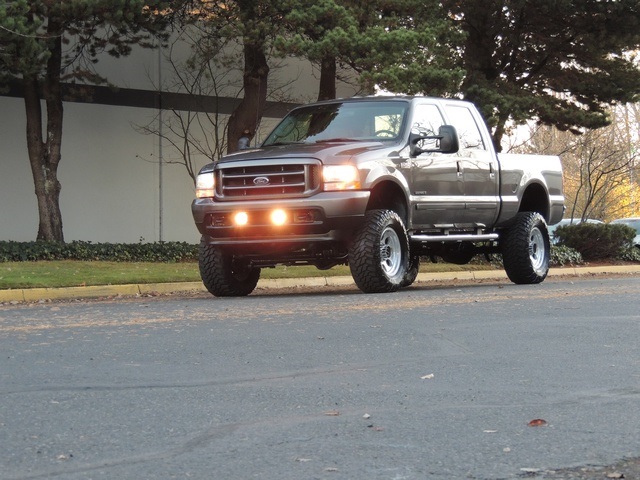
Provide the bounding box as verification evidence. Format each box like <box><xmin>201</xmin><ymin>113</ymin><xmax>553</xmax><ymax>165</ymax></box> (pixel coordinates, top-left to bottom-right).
<box><xmin>158</xmin><ymin>44</ymin><xmax>164</xmax><ymax>242</ymax></box>
<box><xmin>624</xmin><ymin>103</ymin><xmax>638</xmax><ymax>215</ymax></box>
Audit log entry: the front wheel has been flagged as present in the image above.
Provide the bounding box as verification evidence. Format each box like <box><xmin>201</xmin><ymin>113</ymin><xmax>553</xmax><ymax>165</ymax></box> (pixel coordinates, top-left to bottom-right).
<box><xmin>501</xmin><ymin>212</ymin><xmax>550</xmax><ymax>284</ymax></box>
<box><xmin>349</xmin><ymin>209</ymin><xmax>411</xmax><ymax>293</ymax></box>
<box><xmin>199</xmin><ymin>241</ymin><xmax>260</xmax><ymax>297</ymax></box>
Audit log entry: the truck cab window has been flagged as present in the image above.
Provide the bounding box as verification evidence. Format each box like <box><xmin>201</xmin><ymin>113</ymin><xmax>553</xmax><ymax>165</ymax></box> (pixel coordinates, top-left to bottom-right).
<box><xmin>411</xmin><ymin>104</ymin><xmax>445</xmax><ymax>151</ymax></box>
<box><xmin>411</xmin><ymin>104</ymin><xmax>444</xmax><ymax>136</ymax></box>
<box><xmin>445</xmin><ymin>105</ymin><xmax>486</xmax><ymax>150</ymax></box>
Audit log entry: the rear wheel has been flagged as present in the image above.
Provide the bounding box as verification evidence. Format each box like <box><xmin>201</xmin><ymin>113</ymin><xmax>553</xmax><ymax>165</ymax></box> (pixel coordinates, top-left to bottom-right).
<box><xmin>349</xmin><ymin>209</ymin><xmax>410</xmax><ymax>293</ymax></box>
<box><xmin>400</xmin><ymin>251</ymin><xmax>420</xmax><ymax>288</ymax></box>
<box><xmin>199</xmin><ymin>241</ymin><xmax>260</xmax><ymax>297</ymax></box>
<box><xmin>501</xmin><ymin>212</ymin><xmax>550</xmax><ymax>284</ymax></box>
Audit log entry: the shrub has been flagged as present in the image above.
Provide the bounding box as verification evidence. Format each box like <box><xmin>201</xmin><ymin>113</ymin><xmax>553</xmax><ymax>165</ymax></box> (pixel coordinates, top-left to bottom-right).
<box><xmin>553</xmin><ymin>223</ymin><xmax>636</xmax><ymax>261</ymax></box>
<box><xmin>0</xmin><ymin>241</ymin><xmax>198</xmax><ymax>263</ymax></box>
<box><xmin>550</xmin><ymin>245</ymin><xmax>584</xmax><ymax>266</ymax></box>
<box><xmin>618</xmin><ymin>245</ymin><xmax>640</xmax><ymax>262</ymax></box>
<box><xmin>471</xmin><ymin>245</ymin><xmax>584</xmax><ymax>268</ymax></box>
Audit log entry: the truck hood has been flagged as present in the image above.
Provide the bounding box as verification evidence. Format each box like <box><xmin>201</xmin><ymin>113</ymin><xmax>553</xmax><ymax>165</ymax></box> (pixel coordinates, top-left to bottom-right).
<box><xmin>217</xmin><ymin>141</ymin><xmax>396</xmax><ymax>166</ymax></box>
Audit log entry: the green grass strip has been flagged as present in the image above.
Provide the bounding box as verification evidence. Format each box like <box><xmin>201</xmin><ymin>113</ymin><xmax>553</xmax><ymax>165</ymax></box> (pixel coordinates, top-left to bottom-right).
<box><xmin>0</xmin><ymin>260</ymin><xmax>495</xmax><ymax>289</ymax></box>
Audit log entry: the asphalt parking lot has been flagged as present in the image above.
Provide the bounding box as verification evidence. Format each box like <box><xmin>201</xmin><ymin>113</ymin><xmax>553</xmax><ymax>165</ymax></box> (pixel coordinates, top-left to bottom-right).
<box><xmin>1</xmin><ymin>273</ymin><xmax>639</xmax><ymax>479</ymax></box>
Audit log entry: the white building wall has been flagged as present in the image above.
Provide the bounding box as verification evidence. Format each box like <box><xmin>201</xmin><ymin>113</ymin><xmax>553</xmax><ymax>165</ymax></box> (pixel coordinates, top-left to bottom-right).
<box><xmin>0</xmin><ymin>97</ymin><xmax>37</xmax><ymax>241</ymax></box>
<box><xmin>0</xmin><ymin>42</ymin><xmax>359</xmax><ymax>243</ymax></box>
<box><xmin>0</xmin><ymin>95</ymin><xmax>201</xmax><ymax>242</ymax></box>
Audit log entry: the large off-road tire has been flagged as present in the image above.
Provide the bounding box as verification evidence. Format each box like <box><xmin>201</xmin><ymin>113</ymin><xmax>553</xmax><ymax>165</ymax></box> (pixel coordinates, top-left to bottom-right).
<box><xmin>349</xmin><ymin>209</ymin><xmax>411</xmax><ymax>293</ymax></box>
<box><xmin>199</xmin><ymin>241</ymin><xmax>260</xmax><ymax>297</ymax></box>
<box><xmin>501</xmin><ymin>212</ymin><xmax>550</xmax><ymax>284</ymax></box>
<box><xmin>400</xmin><ymin>251</ymin><xmax>420</xmax><ymax>288</ymax></box>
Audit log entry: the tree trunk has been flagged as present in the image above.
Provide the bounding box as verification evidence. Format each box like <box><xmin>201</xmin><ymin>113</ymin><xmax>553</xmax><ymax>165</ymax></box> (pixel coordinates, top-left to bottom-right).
<box><xmin>491</xmin><ymin>112</ymin><xmax>510</xmax><ymax>153</ymax></box>
<box><xmin>24</xmin><ymin>29</ymin><xmax>65</xmax><ymax>242</ymax></box>
<box><xmin>317</xmin><ymin>55</ymin><xmax>336</xmax><ymax>101</ymax></box>
<box><xmin>459</xmin><ymin>8</ymin><xmax>505</xmax><ymax>152</ymax></box>
<box><xmin>227</xmin><ymin>39</ymin><xmax>270</xmax><ymax>153</ymax></box>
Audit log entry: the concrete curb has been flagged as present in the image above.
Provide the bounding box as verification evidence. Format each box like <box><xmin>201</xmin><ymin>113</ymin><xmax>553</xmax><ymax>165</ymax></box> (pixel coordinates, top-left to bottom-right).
<box><xmin>1</xmin><ymin>265</ymin><xmax>639</xmax><ymax>304</ymax></box>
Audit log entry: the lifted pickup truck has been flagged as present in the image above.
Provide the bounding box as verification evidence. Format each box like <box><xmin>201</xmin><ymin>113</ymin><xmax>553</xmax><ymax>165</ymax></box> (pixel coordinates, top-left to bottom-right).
<box><xmin>192</xmin><ymin>96</ymin><xmax>564</xmax><ymax>296</ymax></box>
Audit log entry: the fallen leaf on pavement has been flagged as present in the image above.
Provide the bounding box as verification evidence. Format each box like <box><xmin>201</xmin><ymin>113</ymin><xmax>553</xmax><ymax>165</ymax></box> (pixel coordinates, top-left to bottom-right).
<box><xmin>528</xmin><ymin>419</ymin><xmax>548</xmax><ymax>427</ymax></box>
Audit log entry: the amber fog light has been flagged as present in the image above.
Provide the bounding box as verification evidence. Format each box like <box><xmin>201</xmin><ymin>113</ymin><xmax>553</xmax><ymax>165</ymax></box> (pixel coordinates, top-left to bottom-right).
<box><xmin>234</xmin><ymin>211</ymin><xmax>249</xmax><ymax>226</ymax></box>
<box><xmin>270</xmin><ymin>209</ymin><xmax>288</xmax><ymax>226</ymax></box>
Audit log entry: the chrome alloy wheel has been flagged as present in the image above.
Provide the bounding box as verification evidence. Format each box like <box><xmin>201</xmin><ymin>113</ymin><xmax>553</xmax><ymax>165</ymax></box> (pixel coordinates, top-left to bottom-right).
<box><xmin>380</xmin><ymin>226</ymin><xmax>402</xmax><ymax>277</ymax></box>
<box><xmin>528</xmin><ymin>227</ymin><xmax>546</xmax><ymax>271</ymax></box>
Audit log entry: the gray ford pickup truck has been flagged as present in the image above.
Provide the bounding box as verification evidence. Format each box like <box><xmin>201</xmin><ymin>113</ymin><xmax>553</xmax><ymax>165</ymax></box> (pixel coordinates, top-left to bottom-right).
<box><xmin>192</xmin><ymin>96</ymin><xmax>564</xmax><ymax>296</ymax></box>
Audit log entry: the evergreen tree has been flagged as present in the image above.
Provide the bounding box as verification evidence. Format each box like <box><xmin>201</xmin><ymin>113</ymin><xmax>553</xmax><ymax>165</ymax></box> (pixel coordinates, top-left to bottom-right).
<box><xmin>0</xmin><ymin>0</ymin><xmax>175</xmax><ymax>241</ymax></box>
<box><xmin>276</xmin><ymin>0</ymin><xmax>464</xmax><ymax>100</ymax></box>
<box><xmin>188</xmin><ymin>0</ymin><xmax>281</xmax><ymax>153</ymax></box>
<box><xmin>441</xmin><ymin>0</ymin><xmax>640</xmax><ymax>150</ymax></box>
<box><xmin>276</xmin><ymin>0</ymin><xmax>358</xmax><ymax>100</ymax></box>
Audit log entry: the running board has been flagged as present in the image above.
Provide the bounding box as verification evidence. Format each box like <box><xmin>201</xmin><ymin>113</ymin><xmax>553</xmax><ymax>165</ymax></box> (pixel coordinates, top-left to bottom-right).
<box><xmin>410</xmin><ymin>233</ymin><xmax>499</xmax><ymax>243</ymax></box>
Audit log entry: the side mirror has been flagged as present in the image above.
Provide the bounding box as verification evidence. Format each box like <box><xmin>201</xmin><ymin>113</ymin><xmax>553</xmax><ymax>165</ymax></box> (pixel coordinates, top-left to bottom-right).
<box><xmin>410</xmin><ymin>125</ymin><xmax>459</xmax><ymax>157</ymax></box>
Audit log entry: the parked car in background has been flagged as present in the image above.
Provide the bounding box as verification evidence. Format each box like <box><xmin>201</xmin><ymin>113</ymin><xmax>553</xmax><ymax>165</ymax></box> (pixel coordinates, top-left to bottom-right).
<box><xmin>610</xmin><ymin>218</ymin><xmax>640</xmax><ymax>248</ymax></box>
<box><xmin>548</xmin><ymin>218</ymin><xmax>604</xmax><ymax>244</ymax></box>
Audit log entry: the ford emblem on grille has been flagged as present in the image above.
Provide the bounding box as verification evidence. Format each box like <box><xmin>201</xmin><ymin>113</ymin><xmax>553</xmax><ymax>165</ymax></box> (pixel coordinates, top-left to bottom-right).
<box><xmin>253</xmin><ymin>176</ymin><xmax>270</xmax><ymax>186</ymax></box>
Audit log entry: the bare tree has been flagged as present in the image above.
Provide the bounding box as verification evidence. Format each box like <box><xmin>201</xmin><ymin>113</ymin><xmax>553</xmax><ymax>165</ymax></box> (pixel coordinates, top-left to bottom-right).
<box><xmin>512</xmin><ymin>104</ymin><xmax>640</xmax><ymax>221</ymax></box>
<box><xmin>135</xmin><ymin>26</ymin><xmax>238</xmax><ymax>183</ymax></box>
<box><xmin>135</xmin><ymin>24</ymin><xmax>299</xmax><ymax>183</ymax></box>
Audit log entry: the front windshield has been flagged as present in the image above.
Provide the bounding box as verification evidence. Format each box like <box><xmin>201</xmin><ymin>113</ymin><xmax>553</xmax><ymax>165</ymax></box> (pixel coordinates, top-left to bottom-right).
<box><xmin>262</xmin><ymin>100</ymin><xmax>408</xmax><ymax>146</ymax></box>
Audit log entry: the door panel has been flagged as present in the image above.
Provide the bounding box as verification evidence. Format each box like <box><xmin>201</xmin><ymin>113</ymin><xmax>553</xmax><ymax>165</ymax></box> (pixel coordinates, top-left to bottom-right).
<box><xmin>444</xmin><ymin>105</ymin><xmax>499</xmax><ymax>227</ymax></box>
<box><xmin>411</xmin><ymin>154</ymin><xmax>465</xmax><ymax>226</ymax></box>
<box><xmin>409</xmin><ymin>104</ymin><xmax>466</xmax><ymax>228</ymax></box>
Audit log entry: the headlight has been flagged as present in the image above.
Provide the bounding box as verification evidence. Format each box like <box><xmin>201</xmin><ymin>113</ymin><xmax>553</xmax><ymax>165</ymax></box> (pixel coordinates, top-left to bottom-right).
<box><xmin>323</xmin><ymin>165</ymin><xmax>361</xmax><ymax>191</ymax></box>
<box><xmin>196</xmin><ymin>172</ymin><xmax>215</xmax><ymax>198</ymax></box>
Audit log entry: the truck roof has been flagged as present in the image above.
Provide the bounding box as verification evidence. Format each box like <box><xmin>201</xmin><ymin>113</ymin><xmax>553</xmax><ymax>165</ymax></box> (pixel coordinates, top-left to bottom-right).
<box><xmin>291</xmin><ymin>95</ymin><xmax>475</xmax><ymax>109</ymax></box>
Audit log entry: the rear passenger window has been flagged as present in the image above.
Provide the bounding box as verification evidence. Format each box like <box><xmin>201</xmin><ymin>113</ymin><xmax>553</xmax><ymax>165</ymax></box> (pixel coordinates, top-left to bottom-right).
<box><xmin>446</xmin><ymin>106</ymin><xmax>485</xmax><ymax>150</ymax></box>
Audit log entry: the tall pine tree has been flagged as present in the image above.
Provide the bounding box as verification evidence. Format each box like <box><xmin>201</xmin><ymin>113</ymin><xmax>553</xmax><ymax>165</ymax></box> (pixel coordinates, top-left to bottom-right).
<box><xmin>0</xmin><ymin>0</ymin><xmax>175</xmax><ymax>241</ymax></box>
<box><xmin>276</xmin><ymin>0</ymin><xmax>464</xmax><ymax>100</ymax></box>
<box><xmin>442</xmin><ymin>0</ymin><xmax>640</xmax><ymax>150</ymax></box>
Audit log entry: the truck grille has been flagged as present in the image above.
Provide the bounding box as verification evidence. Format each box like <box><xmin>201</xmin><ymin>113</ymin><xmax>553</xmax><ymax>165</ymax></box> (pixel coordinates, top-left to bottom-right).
<box><xmin>216</xmin><ymin>160</ymin><xmax>320</xmax><ymax>199</ymax></box>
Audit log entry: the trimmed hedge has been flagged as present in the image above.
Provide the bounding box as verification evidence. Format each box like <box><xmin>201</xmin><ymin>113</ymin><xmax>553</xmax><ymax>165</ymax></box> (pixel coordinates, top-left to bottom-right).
<box><xmin>0</xmin><ymin>241</ymin><xmax>198</xmax><ymax>262</ymax></box>
<box><xmin>553</xmin><ymin>223</ymin><xmax>636</xmax><ymax>261</ymax></box>
<box><xmin>1</xmin><ymin>232</ymin><xmax>637</xmax><ymax>265</ymax></box>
